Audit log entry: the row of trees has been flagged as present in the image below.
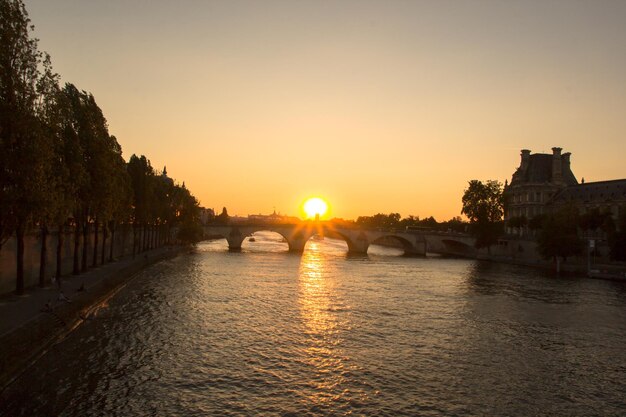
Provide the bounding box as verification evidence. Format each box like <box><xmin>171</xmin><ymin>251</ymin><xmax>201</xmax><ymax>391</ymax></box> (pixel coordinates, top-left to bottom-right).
<box><xmin>1</xmin><ymin>0</ymin><xmax>202</xmax><ymax>294</ymax></box>
<box><xmin>527</xmin><ymin>206</ymin><xmax>626</xmax><ymax>262</ymax></box>
<box><xmin>354</xmin><ymin>213</ymin><xmax>468</xmax><ymax>233</ymax></box>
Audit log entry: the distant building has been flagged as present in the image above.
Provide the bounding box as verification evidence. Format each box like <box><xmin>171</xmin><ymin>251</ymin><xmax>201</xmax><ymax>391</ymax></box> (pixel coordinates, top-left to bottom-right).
<box><xmin>248</xmin><ymin>210</ymin><xmax>300</xmax><ymax>224</ymax></box>
<box><xmin>504</xmin><ymin>147</ymin><xmax>626</xmax><ymax>235</ymax></box>
<box><xmin>199</xmin><ymin>207</ymin><xmax>215</xmax><ymax>225</ymax></box>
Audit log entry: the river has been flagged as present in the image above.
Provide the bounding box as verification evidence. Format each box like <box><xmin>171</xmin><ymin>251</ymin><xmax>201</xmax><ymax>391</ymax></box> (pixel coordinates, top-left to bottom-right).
<box><xmin>1</xmin><ymin>232</ymin><xmax>625</xmax><ymax>416</ymax></box>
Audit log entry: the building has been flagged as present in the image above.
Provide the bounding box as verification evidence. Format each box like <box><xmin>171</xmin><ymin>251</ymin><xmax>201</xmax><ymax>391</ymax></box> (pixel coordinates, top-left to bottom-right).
<box><xmin>504</xmin><ymin>147</ymin><xmax>626</xmax><ymax>236</ymax></box>
<box><xmin>199</xmin><ymin>207</ymin><xmax>215</xmax><ymax>225</ymax></box>
<box><xmin>550</xmin><ymin>179</ymin><xmax>626</xmax><ymax>221</ymax></box>
<box><xmin>248</xmin><ymin>210</ymin><xmax>300</xmax><ymax>224</ymax></box>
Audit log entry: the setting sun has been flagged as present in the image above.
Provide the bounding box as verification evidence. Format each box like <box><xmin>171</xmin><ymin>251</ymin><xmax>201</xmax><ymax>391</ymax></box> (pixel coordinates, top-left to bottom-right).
<box><xmin>303</xmin><ymin>197</ymin><xmax>328</xmax><ymax>219</ymax></box>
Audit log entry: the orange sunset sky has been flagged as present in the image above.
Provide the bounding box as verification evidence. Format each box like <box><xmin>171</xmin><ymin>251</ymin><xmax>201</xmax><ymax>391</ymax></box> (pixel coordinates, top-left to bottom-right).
<box><xmin>25</xmin><ymin>0</ymin><xmax>626</xmax><ymax>220</ymax></box>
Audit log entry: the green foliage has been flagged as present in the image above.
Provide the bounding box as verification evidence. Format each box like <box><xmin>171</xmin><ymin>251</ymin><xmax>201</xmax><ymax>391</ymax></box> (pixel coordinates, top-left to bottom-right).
<box><xmin>352</xmin><ymin>213</ymin><xmax>468</xmax><ymax>233</ymax></box>
<box><xmin>461</xmin><ymin>180</ymin><xmax>504</xmax><ymax>223</ymax></box>
<box><xmin>356</xmin><ymin>213</ymin><xmax>401</xmax><ymax>229</ymax></box>
<box><xmin>536</xmin><ymin>205</ymin><xmax>583</xmax><ymax>261</ymax></box>
<box><xmin>461</xmin><ymin>180</ymin><xmax>504</xmax><ymax>248</ymax></box>
<box><xmin>1</xmin><ymin>0</ymin><xmax>56</xmax><ymax>292</ymax></box>
<box><xmin>0</xmin><ymin>0</ymin><xmax>204</xmax><ymax>291</ymax></box>
<box><xmin>127</xmin><ymin>155</ymin><xmax>203</xmax><ymax>245</ymax></box>
<box><xmin>174</xmin><ymin>183</ymin><xmax>202</xmax><ymax>244</ymax></box>
<box><xmin>0</xmin><ymin>0</ymin><xmax>49</xmax><ymax>226</ymax></box>
<box><xmin>127</xmin><ymin>154</ymin><xmax>156</xmax><ymax>225</ymax></box>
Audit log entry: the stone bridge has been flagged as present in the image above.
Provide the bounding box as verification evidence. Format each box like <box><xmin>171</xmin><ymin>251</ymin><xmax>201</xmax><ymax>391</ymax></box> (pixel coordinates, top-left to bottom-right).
<box><xmin>203</xmin><ymin>223</ymin><xmax>476</xmax><ymax>257</ymax></box>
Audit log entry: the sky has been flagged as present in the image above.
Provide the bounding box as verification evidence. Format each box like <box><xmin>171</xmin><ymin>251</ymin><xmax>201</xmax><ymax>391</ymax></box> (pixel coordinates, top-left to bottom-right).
<box><xmin>24</xmin><ymin>0</ymin><xmax>626</xmax><ymax>220</ymax></box>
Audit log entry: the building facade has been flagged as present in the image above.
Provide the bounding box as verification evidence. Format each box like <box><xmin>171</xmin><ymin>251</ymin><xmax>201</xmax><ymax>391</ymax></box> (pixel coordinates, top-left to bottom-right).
<box><xmin>504</xmin><ymin>147</ymin><xmax>626</xmax><ymax>236</ymax></box>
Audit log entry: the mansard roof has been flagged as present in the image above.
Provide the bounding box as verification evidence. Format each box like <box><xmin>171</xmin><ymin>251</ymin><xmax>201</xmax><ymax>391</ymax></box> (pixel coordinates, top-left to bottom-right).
<box><xmin>510</xmin><ymin>153</ymin><xmax>577</xmax><ymax>186</ymax></box>
<box><xmin>552</xmin><ymin>179</ymin><xmax>626</xmax><ymax>204</ymax></box>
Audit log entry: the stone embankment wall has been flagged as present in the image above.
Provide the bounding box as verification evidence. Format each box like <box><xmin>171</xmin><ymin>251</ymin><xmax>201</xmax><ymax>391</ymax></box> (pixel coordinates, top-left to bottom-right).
<box><xmin>0</xmin><ymin>226</ymin><xmax>158</xmax><ymax>295</ymax></box>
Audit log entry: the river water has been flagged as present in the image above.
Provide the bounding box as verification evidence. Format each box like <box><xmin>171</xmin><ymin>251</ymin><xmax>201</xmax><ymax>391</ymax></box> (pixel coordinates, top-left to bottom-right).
<box><xmin>2</xmin><ymin>232</ymin><xmax>625</xmax><ymax>416</ymax></box>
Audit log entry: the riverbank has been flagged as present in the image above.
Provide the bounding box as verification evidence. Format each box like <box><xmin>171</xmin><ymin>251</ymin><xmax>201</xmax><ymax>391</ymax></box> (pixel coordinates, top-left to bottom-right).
<box><xmin>0</xmin><ymin>245</ymin><xmax>184</xmax><ymax>391</ymax></box>
<box><xmin>481</xmin><ymin>253</ymin><xmax>626</xmax><ymax>281</ymax></box>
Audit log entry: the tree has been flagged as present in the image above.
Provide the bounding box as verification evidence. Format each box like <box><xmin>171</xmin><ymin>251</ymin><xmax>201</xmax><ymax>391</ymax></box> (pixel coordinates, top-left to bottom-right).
<box><xmin>0</xmin><ymin>0</ymin><xmax>55</xmax><ymax>294</ymax></box>
<box><xmin>355</xmin><ymin>213</ymin><xmax>401</xmax><ymax>229</ymax></box>
<box><xmin>127</xmin><ymin>154</ymin><xmax>156</xmax><ymax>255</ymax></box>
<box><xmin>33</xmin><ymin>53</ymin><xmax>63</xmax><ymax>287</ymax></box>
<box><xmin>175</xmin><ymin>185</ymin><xmax>202</xmax><ymax>244</ymax></box>
<box><xmin>442</xmin><ymin>216</ymin><xmax>468</xmax><ymax>233</ymax></box>
<box><xmin>536</xmin><ymin>204</ymin><xmax>583</xmax><ymax>266</ymax></box>
<box><xmin>1</xmin><ymin>0</ymin><xmax>208</xmax><ymax>295</ymax></box>
<box><xmin>58</xmin><ymin>84</ymin><xmax>89</xmax><ymax>275</ymax></box>
<box><xmin>106</xmin><ymin>144</ymin><xmax>131</xmax><ymax>261</ymax></box>
<box><xmin>461</xmin><ymin>180</ymin><xmax>504</xmax><ymax>250</ymax></box>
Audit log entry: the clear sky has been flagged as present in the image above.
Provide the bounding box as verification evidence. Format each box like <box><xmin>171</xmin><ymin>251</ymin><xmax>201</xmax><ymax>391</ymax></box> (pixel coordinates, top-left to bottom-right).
<box><xmin>24</xmin><ymin>0</ymin><xmax>626</xmax><ymax>220</ymax></box>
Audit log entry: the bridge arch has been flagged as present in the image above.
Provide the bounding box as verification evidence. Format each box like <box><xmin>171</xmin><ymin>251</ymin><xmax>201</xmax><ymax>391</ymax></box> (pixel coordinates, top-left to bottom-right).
<box><xmin>234</xmin><ymin>227</ymin><xmax>300</xmax><ymax>252</ymax></box>
<box><xmin>440</xmin><ymin>239</ymin><xmax>475</xmax><ymax>257</ymax></box>
<box><xmin>370</xmin><ymin>234</ymin><xmax>418</xmax><ymax>256</ymax></box>
<box><xmin>243</xmin><ymin>229</ymin><xmax>291</xmax><ymax>251</ymax></box>
<box><xmin>322</xmin><ymin>230</ymin><xmax>364</xmax><ymax>253</ymax></box>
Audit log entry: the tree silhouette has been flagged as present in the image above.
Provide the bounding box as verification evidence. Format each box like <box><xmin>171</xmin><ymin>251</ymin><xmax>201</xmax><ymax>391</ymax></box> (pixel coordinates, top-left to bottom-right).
<box><xmin>0</xmin><ymin>0</ymin><xmax>55</xmax><ymax>293</ymax></box>
<box><xmin>0</xmin><ymin>0</ymin><xmax>208</xmax><ymax>294</ymax></box>
<box><xmin>33</xmin><ymin>54</ymin><xmax>63</xmax><ymax>287</ymax></box>
<box><xmin>127</xmin><ymin>154</ymin><xmax>155</xmax><ymax>255</ymax></box>
<box><xmin>356</xmin><ymin>213</ymin><xmax>401</xmax><ymax>229</ymax></box>
<box><xmin>536</xmin><ymin>204</ymin><xmax>583</xmax><ymax>263</ymax></box>
<box><xmin>461</xmin><ymin>180</ymin><xmax>504</xmax><ymax>250</ymax></box>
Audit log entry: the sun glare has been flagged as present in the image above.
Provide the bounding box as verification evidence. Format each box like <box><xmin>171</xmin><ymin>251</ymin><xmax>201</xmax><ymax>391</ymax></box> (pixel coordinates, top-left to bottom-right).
<box><xmin>303</xmin><ymin>197</ymin><xmax>328</xmax><ymax>219</ymax></box>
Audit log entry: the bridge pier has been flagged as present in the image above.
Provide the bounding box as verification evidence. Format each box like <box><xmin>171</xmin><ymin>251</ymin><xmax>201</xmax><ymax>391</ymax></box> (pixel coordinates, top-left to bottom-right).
<box><xmin>226</xmin><ymin>228</ymin><xmax>245</xmax><ymax>251</ymax></box>
<box><xmin>286</xmin><ymin>232</ymin><xmax>311</xmax><ymax>253</ymax></box>
<box><xmin>346</xmin><ymin>232</ymin><xmax>370</xmax><ymax>255</ymax></box>
<box><xmin>403</xmin><ymin>240</ymin><xmax>427</xmax><ymax>257</ymax></box>
<box><xmin>402</xmin><ymin>242</ymin><xmax>426</xmax><ymax>257</ymax></box>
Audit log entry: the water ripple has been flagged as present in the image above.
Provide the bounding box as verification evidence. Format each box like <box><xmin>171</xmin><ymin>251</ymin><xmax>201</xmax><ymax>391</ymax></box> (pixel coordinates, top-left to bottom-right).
<box><xmin>1</xmin><ymin>235</ymin><xmax>625</xmax><ymax>416</ymax></box>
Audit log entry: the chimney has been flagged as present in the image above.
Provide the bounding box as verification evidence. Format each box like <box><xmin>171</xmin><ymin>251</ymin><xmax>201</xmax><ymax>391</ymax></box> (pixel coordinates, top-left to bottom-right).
<box><xmin>562</xmin><ymin>152</ymin><xmax>571</xmax><ymax>169</ymax></box>
<box><xmin>561</xmin><ymin>152</ymin><xmax>577</xmax><ymax>184</ymax></box>
<box><xmin>552</xmin><ymin>147</ymin><xmax>563</xmax><ymax>183</ymax></box>
<box><xmin>520</xmin><ymin>149</ymin><xmax>531</xmax><ymax>171</ymax></box>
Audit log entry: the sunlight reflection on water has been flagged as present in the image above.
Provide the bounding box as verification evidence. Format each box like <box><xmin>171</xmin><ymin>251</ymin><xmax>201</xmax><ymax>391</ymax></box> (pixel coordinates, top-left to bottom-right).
<box><xmin>2</xmin><ymin>234</ymin><xmax>625</xmax><ymax>416</ymax></box>
<box><xmin>298</xmin><ymin>242</ymin><xmax>346</xmax><ymax>406</ymax></box>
